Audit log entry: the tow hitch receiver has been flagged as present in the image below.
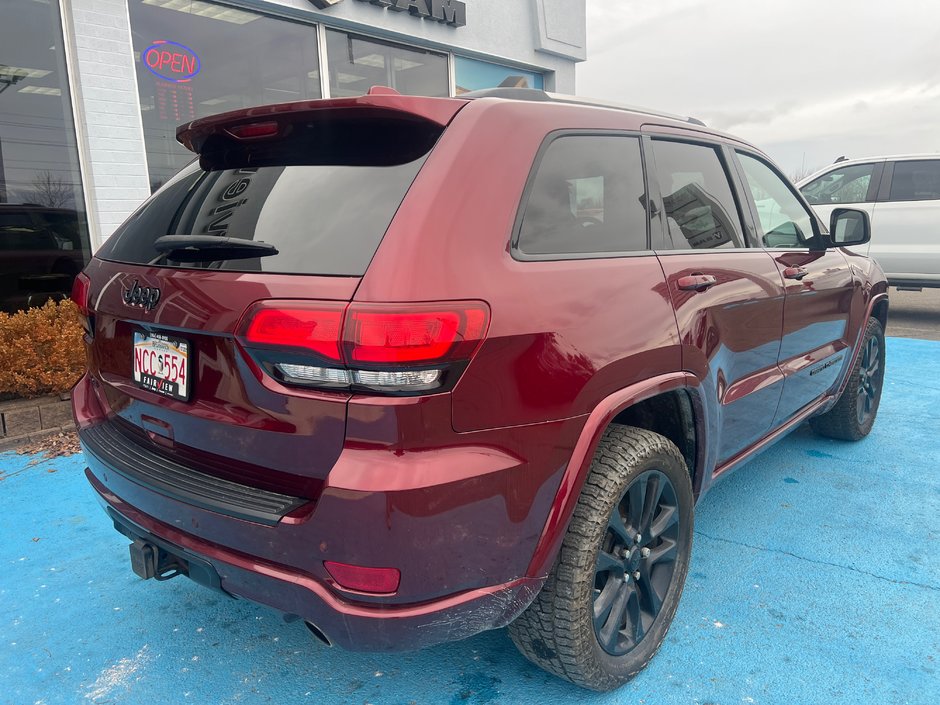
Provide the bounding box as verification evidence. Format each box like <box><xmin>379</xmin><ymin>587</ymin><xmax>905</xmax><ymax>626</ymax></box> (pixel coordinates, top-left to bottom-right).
<box><xmin>129</xmin><ymin>539</ymin><xmax>185</xmax><ymax>581</ymax></box>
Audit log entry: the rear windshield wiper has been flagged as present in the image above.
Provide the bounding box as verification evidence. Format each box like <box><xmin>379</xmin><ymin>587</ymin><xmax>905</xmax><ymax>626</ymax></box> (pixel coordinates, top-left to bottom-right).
<box><xmin>153</xmin><ymin>235</ymin><xmax>279</xmax><ymax>262</ymax></box>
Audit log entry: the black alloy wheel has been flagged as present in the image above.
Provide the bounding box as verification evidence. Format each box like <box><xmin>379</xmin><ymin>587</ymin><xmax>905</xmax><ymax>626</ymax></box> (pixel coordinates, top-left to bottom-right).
<box><xmin>856</xmin><ymin>333</ymin><xmax>881</xmax><ymax>426</ymax></box>
<box><xmin>508</xmin><ymin>425</ymin><xmax>694</xmax><ymax>691</ymax></box>
<box><xmin>810</xmin><ymin>316</ymin><xmax>885</xmax><ymax>441</ymax></box>
<box><xmin>593</xmin><ymin>469</ymin><xmax>680</xmax><ymax>656</ymax></box>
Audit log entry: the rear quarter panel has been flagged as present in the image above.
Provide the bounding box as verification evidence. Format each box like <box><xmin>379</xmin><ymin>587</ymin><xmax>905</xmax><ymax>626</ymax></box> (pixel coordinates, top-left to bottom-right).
<box><xmin>356</xmin><ymin>100</ymin><xmax>681</xmax><ymax>430</ymax></box>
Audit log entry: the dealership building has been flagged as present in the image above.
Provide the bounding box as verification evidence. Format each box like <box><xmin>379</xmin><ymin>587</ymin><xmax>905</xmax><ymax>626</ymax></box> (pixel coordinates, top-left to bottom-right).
<box><xmin>0</xmin><ymin>0</ymin><xmax>586</xmax><ymax>312</ymax></box>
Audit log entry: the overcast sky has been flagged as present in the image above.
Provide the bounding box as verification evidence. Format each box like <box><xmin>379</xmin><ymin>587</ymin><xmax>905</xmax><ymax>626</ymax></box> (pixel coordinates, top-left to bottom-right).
<box><xmin>577</xmin><ymin>0</ymin><xmax>940</xmax><ymax>179</ymax></box>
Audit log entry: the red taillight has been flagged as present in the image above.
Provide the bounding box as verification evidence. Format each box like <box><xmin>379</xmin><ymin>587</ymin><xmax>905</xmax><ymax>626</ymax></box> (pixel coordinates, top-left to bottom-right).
<box><xmin>242</xmin><ymin>302</ymin><xmax>344</xmax><ymax>361</ymax></box>
<box><xmin>225</xmin><ymin>120</ymin><xmax>280</xmax><ymax>140</ymax></box>
<box><xmin>70</xmin><ymin>271</ymin><xmax>90</xmax><ymax>314</ymax></box>
<box><xmin>346</xmin><ymin>305</ymin><xmax>489</xmax><ymax>364</ymax></box>
<box><xmin>323</xmin><ymin>561</ymin><xmax>401</xmax><ymax>594</ymax></box>
<box><xmin>236</xmin><ymin>300</ymin><xmax>489</xmax><ymax>393</ymax></box>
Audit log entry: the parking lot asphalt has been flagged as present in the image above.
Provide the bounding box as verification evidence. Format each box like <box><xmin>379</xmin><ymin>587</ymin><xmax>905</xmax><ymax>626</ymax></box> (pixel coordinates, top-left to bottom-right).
<box><xmin>2</xmin><ymin>337</ymin><xmax>938</xmax><ymax>705</ymax></box>
<box><xmin>887</xmin><ymin>287</ymin><xmax>940</xmax><ymax>341</ymax></box>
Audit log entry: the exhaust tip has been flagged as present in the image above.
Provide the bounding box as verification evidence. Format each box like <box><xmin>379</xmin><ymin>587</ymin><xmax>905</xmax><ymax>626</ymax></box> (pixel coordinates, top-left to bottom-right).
<box><xmin>304</xmin><ymin>621</ymin><xmax>333</xmax><ymax>647</ymax></box>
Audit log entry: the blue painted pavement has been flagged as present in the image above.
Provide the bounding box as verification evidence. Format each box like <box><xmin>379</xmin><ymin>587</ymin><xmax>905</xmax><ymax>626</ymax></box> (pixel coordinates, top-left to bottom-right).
<box><xmin>1</xmin><ymin>337</ymin><xmax>938</xmax><ymax>704</ymax></box>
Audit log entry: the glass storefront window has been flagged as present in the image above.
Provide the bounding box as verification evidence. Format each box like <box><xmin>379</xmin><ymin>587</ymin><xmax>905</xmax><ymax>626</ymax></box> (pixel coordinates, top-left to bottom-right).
<box><xmin>0</xmin><ymin>0</ymin><xmax>91</xmax><ymax>313</ymax></box>
<box><xmin>128</xmin><ymin>0</ymin><xmax>322</xmax><ymax>191</ymax></box>
<box><xmin>326</xmin><ymin>30</ymin><xmax>448</xmax><ymax>98</ymax></box>
<box><xmin>455</xmin><ymin>56</ymin><xmax>544</xmax><ymax>95</ymax></box>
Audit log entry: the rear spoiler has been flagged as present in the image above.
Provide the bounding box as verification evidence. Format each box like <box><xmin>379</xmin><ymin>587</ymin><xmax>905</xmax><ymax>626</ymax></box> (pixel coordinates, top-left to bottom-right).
<box><xmin>177</xmin><ymin>86</ymin><xmax>468</xmax><ymax>154</ymax></box>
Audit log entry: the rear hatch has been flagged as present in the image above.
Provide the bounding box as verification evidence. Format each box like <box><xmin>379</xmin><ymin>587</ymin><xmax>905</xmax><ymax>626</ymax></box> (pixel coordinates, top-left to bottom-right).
<box><xmin>80</xmin><ymin>92</ymin><xmax>466</xmax><ymax>502</ymax></box>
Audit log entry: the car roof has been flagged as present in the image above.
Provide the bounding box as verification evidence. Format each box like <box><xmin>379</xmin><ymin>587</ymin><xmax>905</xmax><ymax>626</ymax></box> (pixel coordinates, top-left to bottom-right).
<box><xmin>461</xmin><ymin>87</ymin><xmax>707</xmax><ymax>126</ymax></box>
<box><xmin>460</xmin><ymin>87</ymin><xmax>763</xmax><ymax>151</ymax></box>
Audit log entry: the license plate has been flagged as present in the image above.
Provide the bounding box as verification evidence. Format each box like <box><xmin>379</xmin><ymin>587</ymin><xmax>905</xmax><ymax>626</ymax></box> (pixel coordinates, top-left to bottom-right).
<box><xmin>132</xmin><ymin>331</ymin><xmax>190</xmax><ymax>401</ymax></box>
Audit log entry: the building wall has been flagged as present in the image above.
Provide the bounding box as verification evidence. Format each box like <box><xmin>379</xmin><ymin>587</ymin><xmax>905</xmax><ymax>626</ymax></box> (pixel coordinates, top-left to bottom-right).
<box><xmin>63</xmin><ymin>0</ymin><xmax>585</xmax><ymax>248</ymax></box>
<box><xmin>66</xmin><ymin>0</ymin><xmax>151</xmax><ymax>244</ymax></box>
<box><xmin>258</xmin><ymin>0</ymin><xmax>585</xmax><ymax>89</ymax></box>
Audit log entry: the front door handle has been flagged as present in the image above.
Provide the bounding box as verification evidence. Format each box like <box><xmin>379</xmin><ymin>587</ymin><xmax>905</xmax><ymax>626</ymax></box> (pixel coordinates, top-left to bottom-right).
<box><xmin>677</xmin><ymin>273</ymin><xmax>718</xmax><ymax>291</ymax></box>
<box><xmin>783</xmin><ymin>266</ymin><xmax>809</xmax><ymax>280</ymax></box>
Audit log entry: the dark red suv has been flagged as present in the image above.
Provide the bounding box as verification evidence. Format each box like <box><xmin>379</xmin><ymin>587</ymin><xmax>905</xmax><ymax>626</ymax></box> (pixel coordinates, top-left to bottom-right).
<box><xmin>72</xmin><ymin>87</ymin><xmax>888</xmax><ymax>690</ymax></box>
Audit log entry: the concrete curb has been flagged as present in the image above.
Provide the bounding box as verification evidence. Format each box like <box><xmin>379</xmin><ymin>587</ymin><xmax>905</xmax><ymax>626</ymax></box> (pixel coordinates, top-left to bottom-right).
<box><xmin>0</xmin><ymin>393</ymin><xmax>74</xmax><ymax>451</ymax></box>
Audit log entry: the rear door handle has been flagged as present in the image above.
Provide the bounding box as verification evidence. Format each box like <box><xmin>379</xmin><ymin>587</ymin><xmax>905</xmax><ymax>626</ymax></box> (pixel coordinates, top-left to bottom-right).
<box><xmin>677</xmin><ymin>274</ymin><xmax>718</xmax><ymax>291</ymax></box>
<box><xmin>783</xmin><ymin>266</ymin><xmax>809</xmax><ymax>280</ymax></box>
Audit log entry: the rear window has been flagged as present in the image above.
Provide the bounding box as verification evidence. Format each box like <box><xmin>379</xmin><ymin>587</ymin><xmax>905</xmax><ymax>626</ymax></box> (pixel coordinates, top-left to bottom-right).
<box><xmin>888</xmin><ymin>160</ymin><xmax>940</xmax><ymax>202</ymax></box>
<box><xmin>97</xmin><ymin>116</ymin><xmax>438</xmax><ymax>276</ymax></box>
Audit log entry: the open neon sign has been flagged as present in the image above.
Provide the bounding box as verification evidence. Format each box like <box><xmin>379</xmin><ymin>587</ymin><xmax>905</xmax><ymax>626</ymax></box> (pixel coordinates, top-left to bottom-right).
<box><xmin>143</xmin><ymin>40</ymin><xmax>201</xmax><ymax>83</ymax></box>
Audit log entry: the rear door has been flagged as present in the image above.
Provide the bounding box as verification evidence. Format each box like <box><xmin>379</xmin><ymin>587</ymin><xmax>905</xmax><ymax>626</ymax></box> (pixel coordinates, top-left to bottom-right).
<box><xmin>646</xmin><ymin>135</ymin><xmax>786</xmax><ymax>466</ymax></box>
<box><xmin>870</xmin><ymin>158</ymin><xmax>940</xmax><ymax>285</ymax></box>
<box><xmin>84</xmin><ymin>101</ymin><xmax>456</xmax><ymax>497</ymax></box>
<box><xmin>734</xmin><ymin>150</ymin><xmax>855</xmax><ymax>426</ymax></box>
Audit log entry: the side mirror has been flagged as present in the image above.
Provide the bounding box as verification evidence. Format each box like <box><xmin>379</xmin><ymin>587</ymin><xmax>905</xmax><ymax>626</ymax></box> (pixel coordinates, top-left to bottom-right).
<box><xmin>829</xmin><ymin>208</ymin><xmax>871</xmax><ymax>246</ymax></box>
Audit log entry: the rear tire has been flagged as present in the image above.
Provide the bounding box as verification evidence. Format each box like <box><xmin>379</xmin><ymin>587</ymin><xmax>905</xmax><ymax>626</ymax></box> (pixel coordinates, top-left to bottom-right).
<box><xmin>810</xmin><ymin>317</ymin><xmax>885</xmax><ymax>441</ymax></box>
<box><xmin>508</xmin><ymin>425</ymin><xmax>694</xmax><ymax>691</ymax></box>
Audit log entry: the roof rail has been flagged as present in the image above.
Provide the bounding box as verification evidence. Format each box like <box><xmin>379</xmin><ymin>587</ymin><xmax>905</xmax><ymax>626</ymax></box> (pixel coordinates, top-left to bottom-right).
<box><xmin>459</xmin><ymin>87</ymin><xmax>706</xmax><ymax>127</ymax></box>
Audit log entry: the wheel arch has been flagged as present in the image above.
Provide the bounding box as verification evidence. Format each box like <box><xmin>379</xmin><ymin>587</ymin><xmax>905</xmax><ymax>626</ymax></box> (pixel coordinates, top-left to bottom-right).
<box><xmin>870</xmin><ymin>296</ymin><xmax>888</xmax><ymax>331</ymax></box>
<box><xmin>610</xmin><ymin>389</ymin><xmax>699</xmax><ymax>489</ymax></box>
<box><xmin>525</xmin><ymin>373</ymin><xmax>707</xmax><ymax>579</ymax></box>
<box><xmin>823</xmin><ymin>290</ymin><xmax>889</xmax><ymax>413</ymax></box>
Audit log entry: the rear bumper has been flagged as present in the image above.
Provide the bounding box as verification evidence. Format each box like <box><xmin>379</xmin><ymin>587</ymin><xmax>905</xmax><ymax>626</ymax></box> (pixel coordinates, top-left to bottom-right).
<box><xmin>74</xmin><ymin>363</ymin><xmax>583</xmax><ymax>649</ymax></box>
<box><xmin>86</xmin><ymin>467</ymin><xmax>543</xmax><ymax>651</ymax></box>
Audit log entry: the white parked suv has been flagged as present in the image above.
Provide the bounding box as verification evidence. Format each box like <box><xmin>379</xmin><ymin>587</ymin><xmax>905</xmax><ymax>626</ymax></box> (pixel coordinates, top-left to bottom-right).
<box><xmin>797</xmin><ymin>155</ymin><xmax>940</xmax><ymax>289</ymax></box>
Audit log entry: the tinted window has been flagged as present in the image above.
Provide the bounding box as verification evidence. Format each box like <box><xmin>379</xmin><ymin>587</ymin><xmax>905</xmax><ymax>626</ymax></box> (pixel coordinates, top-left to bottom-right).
<box><xmin>0</xmin><ymin>0</ymin><xmax>91</xmax><ymax>314</ymax></box>
<box><xmin>651</xmin><ymin>140</ymin><xmax>744</xmax><ymax>250</ymax></box>
<box><xmin>0</xmin><ymin>214</ymin><xmax>57</xmax><ymax>251</ymax></box>
<box><xmin>737</xmin><ymin>153</ymin><xmax>816</xmax><ymax>249</ymax></box>
<box><xmin>888</xmin><ymin>160</ymin><xmax>940</xmax><ymax>201</ymax></box>
<box><xmin>97</xmin><ymin>121</ymin><xmax>434</xmax><ymax>276</ymax></box>
<box><xmin>455</xmin><ymin>56</ymin><xmax>544</xmax><ymax>93</ymax></box>
<box><xmin>517</xmin><ymin>136</ymin><xmax>648</xmax><ymax>256</ymax></box>
<box><xmin>128</xmin><ymin>0</ymin><xmax>323</xmax><ymax>191</ymax></box>
<box><xmin>326</xmin><ymin>30</ymin><xmax>448</xmax><ymax>99</ymax></box>
<box><xmin>801</xmin><ymin>163</ymin><xmax>875</xmax><ymax>205</ymax></box>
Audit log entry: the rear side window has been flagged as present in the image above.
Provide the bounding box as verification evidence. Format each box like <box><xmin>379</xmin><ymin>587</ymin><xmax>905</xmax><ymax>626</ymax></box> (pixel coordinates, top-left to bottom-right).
<box><xmin>651</xmin><ymin>139</ymin><xmax>744</xmax><ymax>250</ymax></box>
<box><xmin>801</xmin><ymin>163</ymin><xmax>875</xmax><ymax>205</ymax></box>
<box><xmin>97</xmin><ymin>117</ymin><xmax>438</xmax><ymax>276</ymax></box>
<box><xmin>516</xmin><ymin>135</ymin><xmax>648</xmax><ymax>256</ymax></box>
<box><xmin>888</xmin><ymin>160</ymin><xmax>940</xmax><ymax>202</ymax></box>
